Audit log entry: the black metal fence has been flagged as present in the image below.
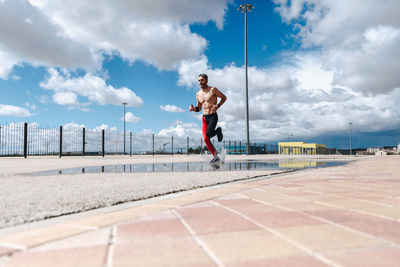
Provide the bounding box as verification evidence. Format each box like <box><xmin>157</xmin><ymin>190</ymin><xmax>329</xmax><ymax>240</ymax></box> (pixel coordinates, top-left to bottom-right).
<box><xmin>0</xmin><ymin>123</ymin><xmax>278</xmax><ymax>157</ymax></box>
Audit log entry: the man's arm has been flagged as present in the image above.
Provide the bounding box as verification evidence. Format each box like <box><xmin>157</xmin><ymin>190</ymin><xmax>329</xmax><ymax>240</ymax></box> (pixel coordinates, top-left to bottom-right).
<box><xmin>189</xmin><ymin>94</ymin><xmax>202</xmax><ymax>112</ymax></box>
<box><xmin>211</xmin><ymin>87</ymin><xmax>227</xmax><ymax>111</ymax></box>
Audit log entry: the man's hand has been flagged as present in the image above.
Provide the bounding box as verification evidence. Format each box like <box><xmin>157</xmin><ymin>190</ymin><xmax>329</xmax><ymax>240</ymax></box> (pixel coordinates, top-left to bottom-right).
<box><xmin>211</xmin><ymin>104</ymin><xmax>218</xmax><ymax>113</ymax></box>
<box><xmin>189</xmin><ymin>104</ymin><xmax>195</xmax><ymax>112</ymax></box>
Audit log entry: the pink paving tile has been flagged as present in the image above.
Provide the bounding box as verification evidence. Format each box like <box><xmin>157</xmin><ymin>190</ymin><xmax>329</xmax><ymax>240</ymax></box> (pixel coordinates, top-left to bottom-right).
<box><xmin>354</xmin><ymin>197</ymin><xmax>400</xmax><ymax>208</ymax></box>
<box><xmin>241</xmin><ymin>211</ymin><xmax>323</xmax><ymax>228</ymax></box>
<box><xmin>112</xmin><ymin>237</ymin><xmax>215</xmax><ymax>267</ymax></box>
<box><xmin>134</xmin><ymin>209</ymin><xmax>177</xmax><ymax>222</ymax></box>
<box><xmin>274</xmin><ymin>224</ymin><xmax>382</xmax><ymax>252</ymax></box>
<box><xmin>0</xmin><ymin>245</ymin><xmax>18</xmax><ymax>257</ymax></box>
<box><xmin>226</xmin><ymin>255</ymin><xmax>330</xmax><ymax>267</ymax></box>
<box><xmin>324</xmin><ymin>246</ymin><xmax>400</xmax><ymax>267</ymax></box>
<box><xmin>241</xmin><ymin>189</ymin><xmax>305</xmax><ymax>204</ymax></box>
<box><xmin>217</xmin><ymin>202</ymin><xmax>282</xmax><ymax>215</ymax></box>
<box><xmin>200</xmin><ymin>230</ymin><xmax>304</xmax><ymax>263</ymax></box>
<box><xmin>218</xmin><ymin>198</ymin><xmax>324</xmax><ymax>227</ymax></box>
<box><xmin>214</xmin><ymin>198</ymin><xmax>262</xmax><ymax>206</ymax></box>
<box><xmin>116</xmin><ymin>217</ymin><xmax>190</xmax><ymax>243</ymax></box>
<box><xmin>275</xmin><ymin>183</ymin><xmax>305</xmax><ymax>188</ymax></box>
<box><xmin>0</xmin><ymin>225</ymin><xmax>90</xmax><ymax>249</ymax></box>
<box><xmin>277</xmin><ymin>201</ymin><xmax>331</xmax><ymax>212</ymax></box>
<box><xmin>180</xmin><ymin>201</ymin><xmax>214</xmax><ymax>208</ymax></box>
<box><xmin>343</xmin><ymin>220</ymin><xmax>400</xmax><ymax>243</ymax></box>
<box><xmin>32</xmin><ymin>227</ymin><xmax>112</xmax><ymax>251</ymax></box>
<box><xmin>177</xmin><ymin>205</ymin><xmax>243</xmax><ymax>219</ymax></box>
<box><xmin>231</xmin><ymin>204</ymin><xmax>288</xmax><ymax>222</ymax></box>
<box><xmin>183</xmin><ymin>215</ymin><xmax>261</xmax><ymax>235</ymax></box>
<box><xmin>274</xmin><ymin>190</ymin><xmax>319</xmax><ymax>197</ymax></box>
<box><xmin>2</xmin><ymin>245</ymin><xmax>108</xmax><ymax>267</ymax></box>
<box><xmin>338</xmin><ymin>191</ymin><xmax>391</xmax><ymax>200</ymax></box>
<box><xmin>306</xmin><ymin>209</ymin><xmax>379</xmax><ymax>223</ymax></box>
<box><xmin>215</xmin><ymin>193</ymin><xmax>248</xmax><ymax>200</ymax></box>
<box><xmin>176</xmin><ymin>207</ymin><xmax>261</xmax><ymax>235</ymax></box>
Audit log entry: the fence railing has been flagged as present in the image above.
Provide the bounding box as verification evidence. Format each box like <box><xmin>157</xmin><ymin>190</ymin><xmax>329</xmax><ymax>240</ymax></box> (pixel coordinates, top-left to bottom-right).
<box><xmin>0</xmin><ymin>123</ymin><xmax>278</xmax><ymax>157</ymax></box>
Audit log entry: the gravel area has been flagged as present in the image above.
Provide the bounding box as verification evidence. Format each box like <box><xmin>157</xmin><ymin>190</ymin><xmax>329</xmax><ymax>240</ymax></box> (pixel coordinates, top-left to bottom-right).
<box><xmin>0</xmin><ymin>154</ymin><xmax>365</xmax><ymax>228</ymax></box>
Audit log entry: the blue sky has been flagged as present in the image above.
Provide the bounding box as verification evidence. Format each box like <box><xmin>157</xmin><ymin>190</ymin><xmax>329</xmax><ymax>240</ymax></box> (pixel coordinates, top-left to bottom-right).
<box><xmin>1</xmin><ymin>0</ymin><xmax>399</xmax><ymax>148</ymax></box>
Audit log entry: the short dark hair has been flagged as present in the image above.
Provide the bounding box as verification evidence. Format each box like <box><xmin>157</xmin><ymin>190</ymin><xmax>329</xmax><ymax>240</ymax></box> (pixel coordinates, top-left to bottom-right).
<box><xmin>198</xmin><ymin>73</ymin><xmax>208</xmax><ymax>81</ymax></box>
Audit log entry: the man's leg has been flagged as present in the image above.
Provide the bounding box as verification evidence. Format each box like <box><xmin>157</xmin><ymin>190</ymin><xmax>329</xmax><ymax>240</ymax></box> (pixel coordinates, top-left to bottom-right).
<box><xmin>202</xmin><ymin>116</ymin><xmax>216</xmax><ymax>156</ymax></box>
<box><xmin>206</xmin><ymin>114</ymin><xmax>223</xmax><ymax>142</ymax></box>
<box><xmin>205</xmin><ymin>114</ymin><xmax>218</xmax><ymax>138</ymax></box>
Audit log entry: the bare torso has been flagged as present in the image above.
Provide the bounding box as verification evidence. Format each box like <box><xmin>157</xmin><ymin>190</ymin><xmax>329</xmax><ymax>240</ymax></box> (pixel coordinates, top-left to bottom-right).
<box><xmin>197</xmin><ymin>87</ymin><xmax>218</xmax><ymax>115</ymax></box>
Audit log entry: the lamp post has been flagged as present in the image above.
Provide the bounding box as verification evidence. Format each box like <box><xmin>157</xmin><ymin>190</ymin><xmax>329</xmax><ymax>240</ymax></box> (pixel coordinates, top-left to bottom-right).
<box><xmin>122</xmin><ymin>102</ymin><xmax>127</xmax><ymax>155</ymax></box>
<box><xmin>238</xmin><ymin>3</ymin><xmax>254</xmax><ymax>155</ymax></box>
<box><xmin>0</xmin><ymin>126</ymin><xmax>2</xmax><ymax>150</ymax></box>
<box><xmin>349</xmin><ymin>122</ymin><xmax>352</xmax><ymax>155</ymax></box>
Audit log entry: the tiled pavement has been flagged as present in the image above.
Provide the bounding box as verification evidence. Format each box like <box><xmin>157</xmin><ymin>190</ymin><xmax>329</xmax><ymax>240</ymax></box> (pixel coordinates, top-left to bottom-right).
<box><xmin>0</xmin><ymin>156</ymin><xmax>399</xmax><ymax>266</ymax></box>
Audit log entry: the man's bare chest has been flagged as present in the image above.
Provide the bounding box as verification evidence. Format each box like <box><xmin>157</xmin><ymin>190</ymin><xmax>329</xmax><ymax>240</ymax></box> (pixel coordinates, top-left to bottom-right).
<box><xmin>198</xmin><ymin>91</ymin><xmax>216</xmax><ymax>104</ymax></box>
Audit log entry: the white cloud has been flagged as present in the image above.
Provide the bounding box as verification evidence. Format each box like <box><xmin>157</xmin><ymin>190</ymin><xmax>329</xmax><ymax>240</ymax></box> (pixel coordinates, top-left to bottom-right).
<box><xmin>24</xmin><ymin>102</ymin><xmax>37</xmax><ymax>110</ymax></box>
<box><xmin>0</xmin><ymin>49</ymin><xmax>18</xmax><ymax>80</ymax></box>
<box><xmin>160</xmin><ymin>104</ymin><xmax>184</xmax><ymax>113</ymax></box>
<box><xmin>273</xmin><ymin>0</ymin><xmax>400</xmax><ymax>95</ymax></box>
<box><xmin>178</xmin><ymin>52</ymin><xmax>400</xmax><ymax>141</ymax></box>
<box><xmin>158</xmin><ymin>121</ymin><xmax>200</xmax><ymax>138</ymax></box>
<box><xmin>172</xmin><ymin>0</ymin><xmax>400</xmax><ymax>141</ymax></box>
<box><xmin>325</xmin><ymin>26</ymin><xmax>400</xmax><ymax>94</ymax></box>
<box><xmin>178</xmin><ymin>56</ymin><xmax>210</xmax><ymax>88</ymax></box>
<box><xmin>52</xmin><ymin>91</ymin><xmax>77</xmax><ymax>106</ymax></box>
<box><xmin>0</xmin><ymin>104</ymin><xmax>31</xmax><ymax>117</ymax></box>
<box><xmin>0</xmin><ymin>0</ymin><xmax>97</xmax><ymax>79</ymax></box>
<box><xmin>123</xmin><ymin>112</ymin><xmax>140</xmax><ymax>124</ymax></box>
<box><xmin>0</xmin><ymin>0</ymin><xmax>231</xmax><ymax>79</ymax></box>
<box><xmin>63</xmin><ymin>122</ymin><xmax>85</xmax><ymax>130</ymax></box>
<box><xmin>40</xmin><ymin>68</ymin><xmax>144</xmax><ymax>107</ymax></box>
<box><xmin>274</xmin><ymin>0</ymin><xmax>400</xmax><ymax>48</ymax></box>
<box><xmin>93</xmin><ymin>124</ymin><xmax>117</xmax><ymax>132</ymax></box>
<box><xmin>11</xmin><ymin>75</ymin><xmax>21</xmax><ymax>80</ymax></box>
<box><xmin>137</xmin><ymin>129</ymin><xmax>154</xmax><ymax>136</ymax></box>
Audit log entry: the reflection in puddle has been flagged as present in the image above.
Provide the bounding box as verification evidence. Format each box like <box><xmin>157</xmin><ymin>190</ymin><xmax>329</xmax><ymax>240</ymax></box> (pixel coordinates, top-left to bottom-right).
<box><xmin>279</xmin><ymin>161</ymin><xmax>327</xmax><ymax>168</ymax></box>
<box><xmin>29</xmin><ymin>160</ymin><xmax>346</xmax><ymax>176</ymax></box>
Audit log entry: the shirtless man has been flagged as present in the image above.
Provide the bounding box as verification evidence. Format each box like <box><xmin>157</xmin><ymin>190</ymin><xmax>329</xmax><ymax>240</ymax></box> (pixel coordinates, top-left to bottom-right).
<box><xmin>189</xmin><ymin>74</ymin><xmax>227</xmax><ymax>163</ymax></box>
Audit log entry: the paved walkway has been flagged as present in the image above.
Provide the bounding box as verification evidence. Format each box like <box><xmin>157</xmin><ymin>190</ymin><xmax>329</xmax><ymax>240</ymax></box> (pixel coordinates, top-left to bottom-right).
<box><xmin>0</xmin><ymin>156</ymin><xmax>399</xmax><ymax>266</ymax></box>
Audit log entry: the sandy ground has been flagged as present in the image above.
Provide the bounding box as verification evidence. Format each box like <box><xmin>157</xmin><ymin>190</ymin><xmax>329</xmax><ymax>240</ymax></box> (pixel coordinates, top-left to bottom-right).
<box><xmin>0</xmin><ymin>154</ymin><xmax>366</xmax><ymax>228</ymax></box>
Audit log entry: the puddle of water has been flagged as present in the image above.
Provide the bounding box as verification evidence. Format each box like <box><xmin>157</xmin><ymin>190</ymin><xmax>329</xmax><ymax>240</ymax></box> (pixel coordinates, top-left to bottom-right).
<box><xmin>28</xmin><ymin>160</ymin><xmax>347</xmax><ymax>176</ymax></box>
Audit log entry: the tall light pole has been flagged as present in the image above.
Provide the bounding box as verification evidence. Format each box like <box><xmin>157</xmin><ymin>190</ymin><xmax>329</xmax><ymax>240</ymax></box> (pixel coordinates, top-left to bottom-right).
<box><xmin>238</xmin><ymin>3</ymin><xmax>254</xmax><ymax>155</ymax></box>
<box><xmin>349</xmin><ymin>122</ymin><xmax>352</xmax><ymax>155</ymax></box>
<box><xmin>122</xmin><ymin>102</ymin><xmax>127</xmax><ymax>155</ymax></box>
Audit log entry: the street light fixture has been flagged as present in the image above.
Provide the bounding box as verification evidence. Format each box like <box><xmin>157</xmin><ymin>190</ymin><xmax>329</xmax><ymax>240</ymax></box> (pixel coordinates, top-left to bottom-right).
<box><xmin>349</xmin><ymin>122</ymin><xmax>352</xmax><ymax>155</ymax></box>
<box><xmin>122</xmin><ymin>102</ymin><xmax>127</xmax><ymax>155</ymax></box>
<box><xmin>238</xmin><ymin>3</ymin><xmax>254</xmax><ymax>155</ymax></box>
<box><xmin>162</xmin><ymin>143</ymin><xmax>169</xmax><ymax>152</ymax></box>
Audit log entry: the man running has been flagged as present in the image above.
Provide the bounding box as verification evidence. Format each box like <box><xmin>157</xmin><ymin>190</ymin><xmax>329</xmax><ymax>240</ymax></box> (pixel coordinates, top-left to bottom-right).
<box><xmin>189</xmin><ymin>74</ymin><xmax>227</xmax><ymax>163</ymax></box>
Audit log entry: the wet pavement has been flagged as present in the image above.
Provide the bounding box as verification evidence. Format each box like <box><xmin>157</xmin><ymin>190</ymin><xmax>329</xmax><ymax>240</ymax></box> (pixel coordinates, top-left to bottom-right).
<box><xmin>28</xmin><ymin>159</ymin><xmax>347</xmax><ymax>175</ymax></box>
<box><xmin>0</xmin><ymin>156</ymin><xmax>399</xmax><ymax>266</ymax></box>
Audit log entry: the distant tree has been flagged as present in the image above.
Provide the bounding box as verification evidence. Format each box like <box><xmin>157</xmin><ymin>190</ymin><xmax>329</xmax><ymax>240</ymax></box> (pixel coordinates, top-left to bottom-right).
<box><xmin>188</xmin><ymin>146</ymin><xmax>207</xmax><ymax>154</ymax></box>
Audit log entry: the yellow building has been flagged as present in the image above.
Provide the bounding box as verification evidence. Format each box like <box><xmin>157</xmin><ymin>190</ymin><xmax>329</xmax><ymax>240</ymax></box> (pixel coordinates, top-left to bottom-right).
<box><xmin>278</xmin><ymin>141</ymin><xmax>327</xmax><ymax>155</ymax></box>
